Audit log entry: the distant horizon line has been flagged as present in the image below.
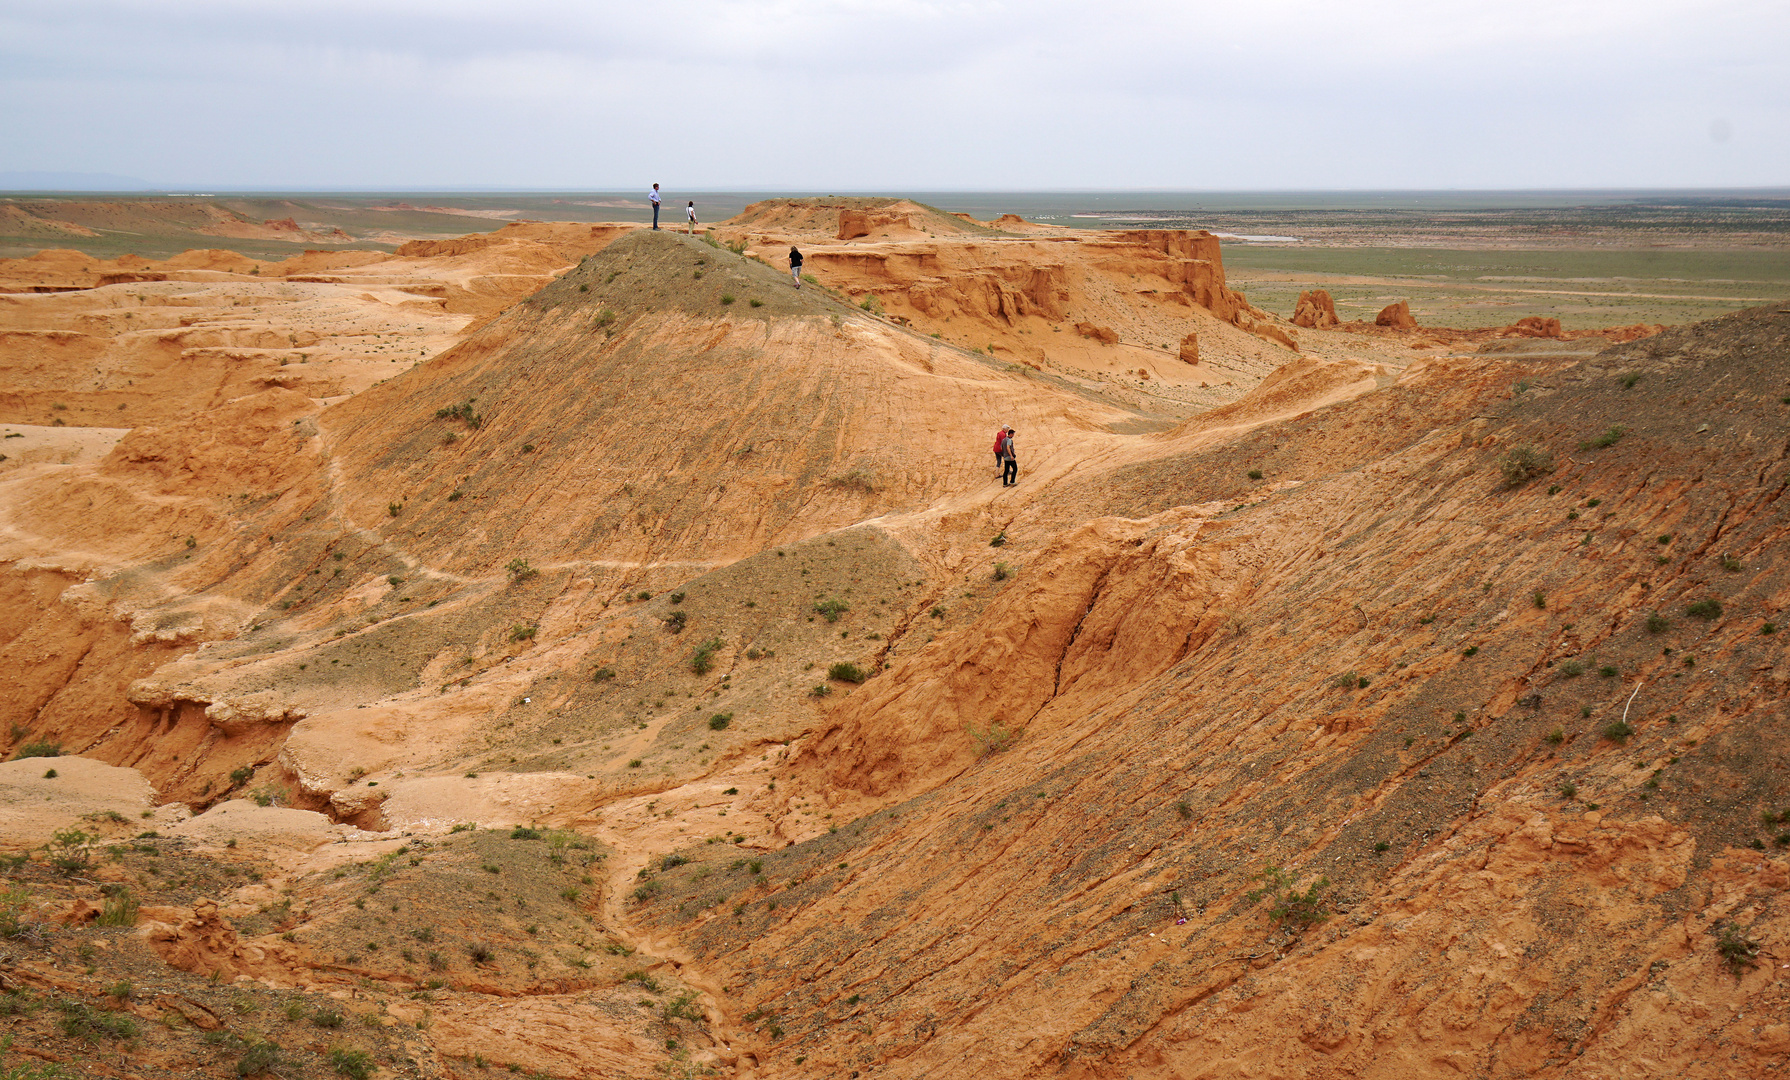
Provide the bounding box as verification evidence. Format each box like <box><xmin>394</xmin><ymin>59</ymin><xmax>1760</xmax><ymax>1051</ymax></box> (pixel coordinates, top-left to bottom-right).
<box><xmin>4</xmin><ymin>184</ymin><xmax>1790</xmax><ymax>197</ymax></box>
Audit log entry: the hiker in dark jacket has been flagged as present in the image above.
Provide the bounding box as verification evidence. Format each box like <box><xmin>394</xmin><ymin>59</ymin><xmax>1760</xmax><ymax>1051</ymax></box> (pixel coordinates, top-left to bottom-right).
<box><xmin>1000</xmin><ymin>427</ymin><xmax>1018</xmax><ymax>487</ymax></box>
<box><xmin>789</xmin><ymin>247</ymin><xmax>804</xmax><ymax>288</ymax></box>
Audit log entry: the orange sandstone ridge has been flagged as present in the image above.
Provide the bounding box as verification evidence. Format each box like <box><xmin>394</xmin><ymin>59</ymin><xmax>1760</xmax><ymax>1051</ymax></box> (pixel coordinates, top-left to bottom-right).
<box><xmin>0</xmin><ymin>201</ymin><xmax>1779</xmax><ymax>1080</ymax></box>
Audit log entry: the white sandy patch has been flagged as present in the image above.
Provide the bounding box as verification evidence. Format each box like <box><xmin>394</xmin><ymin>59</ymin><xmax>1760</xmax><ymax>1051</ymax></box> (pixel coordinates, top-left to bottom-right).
<box><xmin>0</xmin><ymin>755</ymin><xmax>156</xmax><ymax>848</ymax></box>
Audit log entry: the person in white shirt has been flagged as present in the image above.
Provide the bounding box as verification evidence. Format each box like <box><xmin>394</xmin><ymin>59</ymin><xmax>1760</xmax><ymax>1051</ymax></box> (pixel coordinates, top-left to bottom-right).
<box><xmin>686</xmin><ymin>201</ymin><xmax>697</xmax><ymax>234</ymax></box>
<box><xmin>650</xmin><ymin>184</ymin><xmax>661</xmax><ymax>230</ymax></box>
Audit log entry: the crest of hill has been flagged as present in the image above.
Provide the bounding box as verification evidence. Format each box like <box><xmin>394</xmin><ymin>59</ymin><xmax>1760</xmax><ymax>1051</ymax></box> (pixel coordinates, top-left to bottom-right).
<box><xmin>318</xmin><ymin>228</ymin><xmax>1137</xmax><ymax>575</ymax></box>
<box><xmin>395</xmin><ymin>220</ymin><xmax>634</xmax><ymax>263</ymax></box>
<box><xmin>721</xmin><ymin>197</ymin><xmax>1005</xmax><ymax>239</ymax></box>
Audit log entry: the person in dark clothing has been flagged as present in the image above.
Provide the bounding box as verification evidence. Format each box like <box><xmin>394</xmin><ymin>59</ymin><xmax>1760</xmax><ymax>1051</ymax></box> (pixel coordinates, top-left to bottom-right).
<box><xmin>1000</xmin><ymin>427</ymin><xmax>1018</xmax><ymax>486</ymax></box>
<box><xmin>789</xmin><ymin>247</ymin><xmax>804</xmax><ymax>288</ymax></box>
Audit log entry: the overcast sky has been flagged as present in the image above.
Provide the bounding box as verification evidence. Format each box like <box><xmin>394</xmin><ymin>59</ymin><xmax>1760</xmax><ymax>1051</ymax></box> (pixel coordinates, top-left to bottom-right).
<box><xmin>2</xmin><ymin>0</ymin><xmax>1785</xmax><ymax>190</ymax></box>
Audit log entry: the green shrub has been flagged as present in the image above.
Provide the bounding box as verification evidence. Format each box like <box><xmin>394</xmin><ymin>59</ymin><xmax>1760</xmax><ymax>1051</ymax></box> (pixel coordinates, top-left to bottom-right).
<box><xmin>622</xmin><ymin>970</ymin><xmax>661</xmax><ymax>991</ymax></box>
<box><xmin>1715</xmin><ymin>923</ymin><xmax>1760</xmax><ymax>978</ymax></box>
<box><xmin>592</xmin><ymin>666</ymin><xmax>616</xmax><ymax>682</ymax></box>
<box><xmin>0</xmin><ymin>885</ymin><xmax>34</xmax><ymax>939</ymax></box>
<box><xmin>57</xmin><ymin>1001</ymin><xmax>139</xmax><ymax>1040</ymax></box>
<box><xmin>663</xmin><ymin>990</ymin><xmax>702</xmax><ymax>1022</ymax></box>
<box><xmin>509</xmin><ymin>826</ymin><xmax>541</xmax><ymax>840</ymax></box>
<box><xmin>328</xmin><ymin>1048</ymin><xmax>374</xmax><ymax>1080</ymax></box>
<box><xmin>809</xmin><ymin>684</ymin><xmax>832</xmax><ymax>697</ymax></box>
<box><xmin>505</xmin><ymin>558</ymin><xmax>538</xmax><ymax>583</ymax></box>
<box><xmin>235</xmin><ymin>1039</ymin><xmax>281</xmax><ymax>1076</ymax></box>
<box><xmin>1598</xmin><ymin>665</ymin><xmax>1619</xmax><ymax>678</ymax></box>
<box><xmin>12</xmin><ymin>741</ymin><xmax>60</xmax><ymax>760</ymax></box>
<box><xmin>312</xmin><ymin>1007</ymin><xmax>345</xmax><ymax>1028</ymax></box>
<box><xmin>1559</xmin><ymin>661</ymin><xmax>1585</xmax><ymax>677</ymax></box>
<box><xmin>720</xmin><ymin>293</ymin><xmax>736</xmax><ymax>305</ymax></box>
<box><xmin>1580</xmin><ymin>425</ymin><xmax>1628</xmax><ymax>450</ymax></box>
<box><xmin>689</xmin><ymin>637</ymin><xmax>723</xmax><ymax>675</ymax></box>
<box><xmin>97</xmin><ymin>889</ymin><xmax>138</xmax><ymax>927</ymax></box>
<box><xmin>964</xmin><ymin>720</ymin><xmax>1020</xmax><ymax>756</ymax></box>
<box><xmin>508</xmin><ymin>624</ymin><xmax>537</xmax><ymax>642</ymax></box>
<box><xmin>435</xmin><ymin>400</ymin><xmax>483</xmax><ymax>429</ymax></box>
<box><xmin>813</xmin><ymin>597</ymin><xmax>849</xmax><ymax>623</ymax></box>
<box><xmin>827</xmin><ymin>662</ymin><xmax>866</xmax><ymax>684</ymax></box>
<box><xmin>1497</xmin><ymin>445</ymin><xmax>1554</xmax><ymax>486</ymax></box>
<box><xmin>708</xmin><ymin>713</ymin><xmax>732</xmax><ymax>731</ymax></box>
<box><xmin>1245</xmin><ymin>866</ymin><xmax>1330</xmax><ymax>929</ymax></box>
<box><xmin>992</xmin><ymin>561</ymin><xmax>1011</xmax><ymax>581</ymax></box>
<box><xmin>1602</xmin><ymin>719</ymin><xmax>1634</xmax><ymax>743</ymax></box>
<box><xmin>1686</xmin><ymin>598</ymin><xmax>1723</xmax><ymax>620</ymax></box>
<box><xmin>1646</xmin><ymin>612</ymin><xmax>1670</xmax><ymax>633</ymax></box>
<box><xmin>47</xmin><ymin>827</ymin><xmax>93</xmax><ymax>873</ymax></box>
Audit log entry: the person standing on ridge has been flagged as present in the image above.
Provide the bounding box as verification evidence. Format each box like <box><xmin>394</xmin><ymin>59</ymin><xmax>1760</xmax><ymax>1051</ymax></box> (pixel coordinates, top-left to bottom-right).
<box><xmin>649</xmin><ymin>184</ymin><xmax>661</xmax><ymax>230</ymax></box>
<box><xmin>992</xmin><ymin>425</ymin><xmax>1010</xmax><ymax>476</ymax></box>
<box><xmin>788</xmin><ymin>246</ymin><xmax>804</xmax><ymax>288</ymax></box>
<box><xmin>686</xmin><ymin>200</ymin><xmax>697</xmax><ymax>234</ymax></box>
<box><xmin>1000</xmin><ymin>427</ymin><xmax>1019</xmax><ymax>487</ymax></box>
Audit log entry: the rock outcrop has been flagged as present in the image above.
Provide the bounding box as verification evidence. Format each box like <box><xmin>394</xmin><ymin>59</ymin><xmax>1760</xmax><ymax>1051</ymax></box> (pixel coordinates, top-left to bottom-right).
<box><xmin>1375</xmin><ymin>299</ymin><xmax>1418</xmax><ymax>328</ymax></box>
<box><xmin>1178</xmin><ymin>331</ymin><xmax>1200</xmax><ymax>363</ymax></box>
<box><xmin>1292</xmin><ymin>288</ymin><xmax>1340</xmax><ymax>328</ymax></box>
<box><xmin>1504</xmin><ymin>315</ymin><xmax>1565</xmax><ymax>338</ymax></box>
<box><xmin>837</xmin><ymin>208</ymin><xmax>917</xmax><ymax>240</ymax></box>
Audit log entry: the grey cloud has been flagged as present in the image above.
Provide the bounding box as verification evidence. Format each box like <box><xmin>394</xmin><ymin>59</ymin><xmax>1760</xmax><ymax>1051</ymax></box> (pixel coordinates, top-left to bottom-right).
<box><xmin>1</xmin><ymin>0</ymin><xmax>1785</xmax><ymax>188</ymax></box>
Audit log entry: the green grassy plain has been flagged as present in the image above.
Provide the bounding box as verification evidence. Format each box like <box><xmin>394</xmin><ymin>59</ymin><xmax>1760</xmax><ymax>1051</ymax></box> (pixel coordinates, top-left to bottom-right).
<box><xmin>1221</xmin><ymin>244</ymin><xmax>1790</xmax><ymax>329</ymax></box>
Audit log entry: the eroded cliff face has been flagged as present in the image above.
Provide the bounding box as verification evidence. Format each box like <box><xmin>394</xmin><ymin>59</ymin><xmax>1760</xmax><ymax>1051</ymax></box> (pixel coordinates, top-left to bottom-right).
<box><xmin>0</xmin><ymin>211</ymin><xmax>1781</xmax><ymax>1080</ymax></box>
<box><xmin>630</xmin><ymin>307</ymin><xmax>1790</xmax><ymax>1078</ymax></box>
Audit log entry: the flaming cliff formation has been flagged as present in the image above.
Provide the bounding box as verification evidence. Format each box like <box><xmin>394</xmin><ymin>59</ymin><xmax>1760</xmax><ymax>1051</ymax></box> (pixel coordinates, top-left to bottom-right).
<box><xmin>0</xmin><ymin>201</ymin><xmax>1783</xmax><ymax>1080</ymax></box>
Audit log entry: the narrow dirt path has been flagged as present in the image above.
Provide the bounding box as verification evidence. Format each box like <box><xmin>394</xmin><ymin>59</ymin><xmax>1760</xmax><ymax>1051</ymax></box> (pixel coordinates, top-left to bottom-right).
<box><xmin>593</xmin><ymin>812</ymin><xmax>763</xmax><ymax>1078</ymax></box>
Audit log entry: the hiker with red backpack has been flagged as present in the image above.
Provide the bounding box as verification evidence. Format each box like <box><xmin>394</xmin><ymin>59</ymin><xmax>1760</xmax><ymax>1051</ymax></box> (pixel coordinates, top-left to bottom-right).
<box><xmin>992</xmin><ymin>426</ymin><xmax>1009</xmax><ymax>476</ymax></box>
<box><xmin>999</xmin><ymin>427</ymin><xmax>1018</xmax><ymax>487</ymax></box>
